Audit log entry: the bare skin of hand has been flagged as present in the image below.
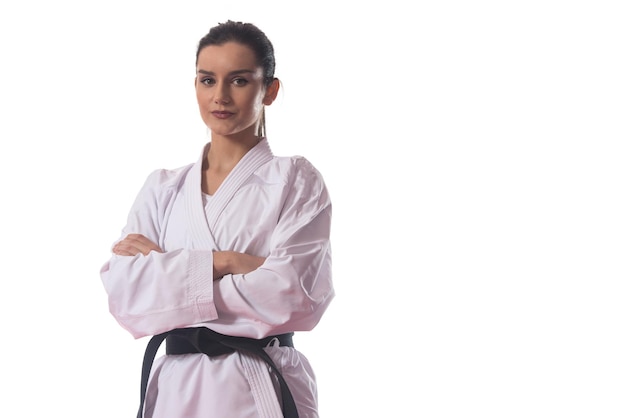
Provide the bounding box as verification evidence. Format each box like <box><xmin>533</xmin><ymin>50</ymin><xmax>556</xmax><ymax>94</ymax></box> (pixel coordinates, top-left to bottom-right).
<box><xmin>111</xmin><ymin>235</ymin><xmax>263</xmax><ymax>280</ymax></box>
<box><xmin>112</xmin><ymin>234</ymin><xmax>164</xmax><ymax>256</ymax></box>
<box><xmin>213</xmin><ymin>251</ymin><xmax>265</xmax><ymax>280</ymax></box>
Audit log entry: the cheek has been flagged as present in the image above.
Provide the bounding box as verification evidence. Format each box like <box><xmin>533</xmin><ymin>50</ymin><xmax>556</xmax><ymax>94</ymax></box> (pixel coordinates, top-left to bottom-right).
<box><xmin>195</xmin><ymin>88</ymin><xmax>206</xmax><ymax>105</ymax></box>
<box><xmin>248</xmin><ymin>91</ymin><xmax>266</xmax><ymax>114</ymax></box>
<box><xmin>251</xmin><ymin>100</ymin><xmax>263</xmax><ymax>115</ymax></box>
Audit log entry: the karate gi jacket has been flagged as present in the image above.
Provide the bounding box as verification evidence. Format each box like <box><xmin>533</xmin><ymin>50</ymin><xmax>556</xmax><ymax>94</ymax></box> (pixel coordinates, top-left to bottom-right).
<box><xmin>100</xmin><ymin>139</ymin><xmax>334</xmax><ymax>418</ymax></box>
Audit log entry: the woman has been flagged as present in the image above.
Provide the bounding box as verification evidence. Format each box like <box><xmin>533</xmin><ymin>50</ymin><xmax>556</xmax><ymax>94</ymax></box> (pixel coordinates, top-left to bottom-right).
<box><xmin>100</xmin><ymin>20</ymin><xmax>334</xmax><ymax>418</ymax></box>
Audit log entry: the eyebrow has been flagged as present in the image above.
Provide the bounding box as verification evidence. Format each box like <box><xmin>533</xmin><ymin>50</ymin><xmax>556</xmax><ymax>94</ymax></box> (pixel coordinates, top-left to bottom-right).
<box><xmin>197</xmin><ymin>69</ymin><xmax>257</xmax><ymax>76</ymax></box>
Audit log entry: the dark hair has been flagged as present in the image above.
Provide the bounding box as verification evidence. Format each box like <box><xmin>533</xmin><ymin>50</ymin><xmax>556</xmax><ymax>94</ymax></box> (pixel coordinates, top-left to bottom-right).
<box><xmin>196</xmin><ymin>20</ymin><xmax>276</xmax><ymax>88</ymax></box>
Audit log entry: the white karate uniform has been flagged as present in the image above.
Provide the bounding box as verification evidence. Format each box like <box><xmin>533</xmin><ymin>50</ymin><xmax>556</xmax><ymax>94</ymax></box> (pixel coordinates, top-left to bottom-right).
<box><xmin>100</xmin><ymin>139</ymin><xmax>334</xmax><ymax>418</ymax></box>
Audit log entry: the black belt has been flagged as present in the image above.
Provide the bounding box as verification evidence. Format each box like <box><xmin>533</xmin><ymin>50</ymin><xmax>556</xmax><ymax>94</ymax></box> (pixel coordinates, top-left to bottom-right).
<box><xmin>137</xmin><ymin>327</ymin><xmax>299</xmax><ymax>418</ymax></box>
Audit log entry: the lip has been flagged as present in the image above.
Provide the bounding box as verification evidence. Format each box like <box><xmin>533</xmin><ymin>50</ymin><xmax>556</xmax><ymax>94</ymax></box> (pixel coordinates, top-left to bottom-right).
<box><xmin>212</xmin><ymin>111</ymin><xmax>234</xmax><ymax>119</ymax></box>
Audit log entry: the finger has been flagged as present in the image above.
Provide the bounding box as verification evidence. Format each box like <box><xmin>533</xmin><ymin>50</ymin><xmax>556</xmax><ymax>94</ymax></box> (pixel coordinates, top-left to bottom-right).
<box><xmin>128</xmin><ymin>238</ymin><xmax>163</xmax><ymax>254</ymax></box>
<box><xmin>112</xmin><ymin>246</ymin><xmax>135</xmax><ymax>256</ymax></box>
<box><xmin>117</xmin><ymin>234</ymin><xmax>163</xmax><ymax>255</ymax></box>
<box><xmin>113</xmin><ymin>237</ymin><xmax>150</xmax><ymax>256</ymax></box>
<box><xmin>113</xmin><ymin>242</ymin><xmax>142</xmax><ymax>256</ymax></box>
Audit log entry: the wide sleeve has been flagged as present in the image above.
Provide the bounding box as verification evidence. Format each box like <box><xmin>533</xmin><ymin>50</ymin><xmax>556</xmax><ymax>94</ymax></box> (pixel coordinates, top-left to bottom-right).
<box><xmin>100</xmin><ymin>169</ymin><xmax>218</xmax><ymax>339</ymax></box>
<box><xmin>209</xmin><ymin>157</ymin><xmax>334</xmax><ymax>339</ymax></box>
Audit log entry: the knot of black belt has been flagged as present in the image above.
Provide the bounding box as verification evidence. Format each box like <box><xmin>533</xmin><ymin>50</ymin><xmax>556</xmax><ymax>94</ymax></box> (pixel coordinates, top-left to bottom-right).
<box><xmin>137</xmin><ymin>327</ymin><xmax>298</xmax><ymax>418</ymax></box>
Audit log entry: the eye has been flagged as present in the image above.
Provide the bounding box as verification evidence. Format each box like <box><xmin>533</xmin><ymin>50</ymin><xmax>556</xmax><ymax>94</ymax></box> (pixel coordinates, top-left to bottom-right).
<box><xmin>200</xmin><ymin>77</ymin><xmax>215</xmax><ymax>86</ymax></box>
<box><xmin>232</xmin><ymin>77</ymin><xmax>249</xmax><ymax>86</ymax></box>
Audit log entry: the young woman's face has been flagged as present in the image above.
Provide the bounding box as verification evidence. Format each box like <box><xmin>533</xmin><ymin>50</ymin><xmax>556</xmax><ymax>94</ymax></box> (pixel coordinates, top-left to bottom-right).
<box><xmin>195</xmin><ymin>42</ymin><xmax>276</xmax><ymax>139</ymax></box>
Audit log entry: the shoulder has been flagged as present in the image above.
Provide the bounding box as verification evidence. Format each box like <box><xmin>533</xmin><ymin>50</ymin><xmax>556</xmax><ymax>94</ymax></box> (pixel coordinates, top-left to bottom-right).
<box><xmin>141</xmin><ymin>163</ymin><xmax>194</xmax><ymax>192</ymax></box>
<box><xmin>291</xmin><ymin>155</ymin><xmax>324</xmax><ymax>178</ymax></box>
<box><xmin>265</xmin><ymin>155</ymin><xmax>331</xmax><ymax>208</ymax></box>
<box><xmin>288</xmin><ymin>156</ymin><xmax>327</xmax><ymax>194</ymax></box>
<box><xmin>255</xmin><ymin>155</ymin><xmax>328</xmax><ymax>197</ymax></box>
<box><xmin>130</xmin><ymin>163</ymin><xmax>195</xmax><ymax>211</ymax></box>
<box><xmin>263</xmin><ymin>155</ymin><xmax>325</xmax><ymax>183</ymax></box>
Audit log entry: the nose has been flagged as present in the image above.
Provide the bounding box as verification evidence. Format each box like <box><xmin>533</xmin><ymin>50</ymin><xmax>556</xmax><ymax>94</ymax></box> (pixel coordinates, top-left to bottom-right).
<box><xmin>214</xmin><ymin>82</ymin><xmax>231</xmax><ymax>105</ymax></box>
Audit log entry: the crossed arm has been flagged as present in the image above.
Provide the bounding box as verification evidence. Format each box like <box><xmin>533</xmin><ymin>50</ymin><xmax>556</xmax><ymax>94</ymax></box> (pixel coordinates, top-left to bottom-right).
<box><xmin>112</xmin><ymin>233</ymin><xmax>265</xmax><ymax>280</ymax></box>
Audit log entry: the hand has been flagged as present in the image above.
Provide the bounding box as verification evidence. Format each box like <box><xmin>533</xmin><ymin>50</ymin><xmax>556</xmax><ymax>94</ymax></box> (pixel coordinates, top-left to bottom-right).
<box><xmin>213</xmin><ymin>251</ymin><xmax>265</xmax><ymax>280</ymax></box>
<box><xmin>112</xmin><ymin>234</ymin><xmax>163</xmax><ymax>256</ymax></box>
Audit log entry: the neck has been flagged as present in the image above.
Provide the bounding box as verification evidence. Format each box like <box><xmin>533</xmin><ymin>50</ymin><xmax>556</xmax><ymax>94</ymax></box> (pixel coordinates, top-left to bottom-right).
<box><xmin>205</xmin><ymin>133</ymin><xmax>261</xmax><ymax>173</ymax></box>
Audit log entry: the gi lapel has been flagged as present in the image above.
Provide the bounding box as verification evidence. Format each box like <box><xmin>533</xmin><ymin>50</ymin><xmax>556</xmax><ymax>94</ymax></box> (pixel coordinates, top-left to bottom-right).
<box><xmin>184</xmin><ymin>140</ymin><xmax>274</xmax><ymax>251</ymax></box>
<box><xmin>184</xmin><ymin>143</ymin><xmax>215</xmax><ymax>250</ymax></box>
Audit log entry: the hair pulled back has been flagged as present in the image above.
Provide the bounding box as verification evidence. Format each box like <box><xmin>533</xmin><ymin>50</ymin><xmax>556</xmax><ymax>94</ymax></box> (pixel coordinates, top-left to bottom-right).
<box><xmin>196</xmin><ymin>20</ymin><xmax>276</xmax><ymax>88</ymax></box>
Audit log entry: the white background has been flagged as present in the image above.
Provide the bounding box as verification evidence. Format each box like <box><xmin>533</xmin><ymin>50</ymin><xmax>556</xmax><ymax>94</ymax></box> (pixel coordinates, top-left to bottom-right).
<box><xmin>0</xmin><ymin>1</ymin><xmax>624</xmax><ymax>417</ymax></box>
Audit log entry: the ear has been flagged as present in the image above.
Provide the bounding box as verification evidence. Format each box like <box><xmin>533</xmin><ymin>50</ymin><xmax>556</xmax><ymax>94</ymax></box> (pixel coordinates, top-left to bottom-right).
<box><xmin>262</xmin><ymin>78</ymin><xmax>280</xmax><ymax>105</ymax></box>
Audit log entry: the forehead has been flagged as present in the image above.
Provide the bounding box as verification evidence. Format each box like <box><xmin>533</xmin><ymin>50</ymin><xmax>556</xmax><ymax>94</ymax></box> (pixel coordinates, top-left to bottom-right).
<box><xmin>196</xmin><ymin>41</ymin><xmax>260</xmax><ymax>71</ymax></box>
